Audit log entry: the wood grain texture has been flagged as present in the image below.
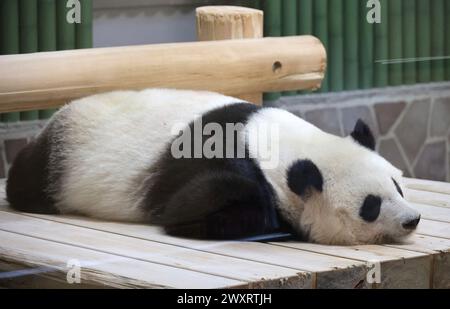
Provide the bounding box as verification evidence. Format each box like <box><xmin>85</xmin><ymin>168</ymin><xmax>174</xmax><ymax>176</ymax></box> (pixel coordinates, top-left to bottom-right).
<box><xmin>0</xmin><ymin>230</ymin><xmax>243</xmax><ymax>289</ymax></box>
<box><xmin>0</xmin><ymin>36</ymin><xmax>326</xmax><ymax>113</ymax></box>
<box><xmin>403</xmin><ymin>177</ymin><xmax>450</xmax><ymax>195</ymax></box>
<box><xmin>0</xmin><ymin>178</ymin><xmax>449</xmax><ymax>288</ymax></box>
<box><xmin>0</xmin><ymin>211</ymin><xmax>311</xmax><ymax>288</ymax></box>
<box><xmin>406</xmin><ymin>190</ymin><xmax>450</xmax><ymax>208</ymax></box>
<box><xmin>196</xmin><ymin>6</ymin><xmax>263</xmax><ymax>104</ymax></box>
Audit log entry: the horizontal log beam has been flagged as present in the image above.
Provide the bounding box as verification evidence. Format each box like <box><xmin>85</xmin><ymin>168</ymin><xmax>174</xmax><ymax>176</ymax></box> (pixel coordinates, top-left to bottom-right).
<box><xmin>0</xmin><ymin>36</ymin><xmax>326</xmax><ymax>113</ymax></box>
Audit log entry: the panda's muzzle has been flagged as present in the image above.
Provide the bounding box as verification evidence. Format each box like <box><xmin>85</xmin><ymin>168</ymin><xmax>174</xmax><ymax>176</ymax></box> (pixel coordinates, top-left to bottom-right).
<box><xmin>402</xmin><ymin>215</ymin><xmax>421</xmax><ymax>230</ymax></box>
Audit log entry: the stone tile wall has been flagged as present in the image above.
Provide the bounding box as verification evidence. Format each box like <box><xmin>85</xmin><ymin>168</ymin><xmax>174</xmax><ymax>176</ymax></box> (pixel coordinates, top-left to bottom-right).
<box><xmin>269</xmin><ymin>82</ymin><xmax>450</xmax><ymax>182</ymax></box>
<box><xmin>1</xmin><ymin>82</ymin><xmax>449</xmax><ymax>182</ymax></box>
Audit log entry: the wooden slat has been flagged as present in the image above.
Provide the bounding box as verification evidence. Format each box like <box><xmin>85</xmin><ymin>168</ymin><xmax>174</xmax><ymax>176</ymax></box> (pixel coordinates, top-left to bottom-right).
<box><xmin>406</xmin><ymin>189</ymin><xmax>450</xmax><ymax>208</ymax></box>
<box><xmin>403</xmin><ymin>177</ymin><xmax>450</xmax><ymax>196</ymax></box>
<box><xmin>269</xmin><ymin>242</ymin><xmax>430</xmax><ymax>288</ymax></box>
<box><xmin>0</xmin><ymin>36</ymin><xmax>326</xmax><ymax>113</ymax></box>
<box><xmin>409</xmin><ymin>202</ymin><xmax>450</xmax><ymax>223</ymax></box>
<box><xmin>386</xmin><ymin>234</ymin><xmax>450</xmax><ymax>254</ymax></box>
<box><xmin>386</xmin><ymin>234</ymin><xmax>450</xmax><ymax>288</ymax></box>
<box><xmin>0</xmin><ymin>211</ymin><xmax>312</xmax><ymax>288</ymax></box>
<box><xmin>0</xmin><ymin>230</ymin><xmax>243</xmax><ymax>289</ymax></box>
<box><xmin>0</xmin><ymin>207</ymin><xmax>366</xmax><ymax>288</ymax></box>
<box><xmin>1</xmin><ymin>178</ymin><xmax>449</xmax><ymax>288</ymax></box>
<box><xmin>417</xmin><ymin>219</ymin><xmax>450</xmax><ymax>239</ymax></box>
<box><xmin>0</xmin><ymin>182</ymin><xmax>365</xmax><ymax>289</ymax></box>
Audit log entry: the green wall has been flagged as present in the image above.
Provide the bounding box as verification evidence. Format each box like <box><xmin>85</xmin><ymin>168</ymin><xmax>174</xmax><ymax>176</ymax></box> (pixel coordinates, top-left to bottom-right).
<box><xmin>0</xmin><ymin>0</ymin><xmax>93</xmax><ymax>122</ymax></box>
<box><xmin>251</xmin><ymin>0</ymin><xmax>450</xmax><ymax>100</ymax></box>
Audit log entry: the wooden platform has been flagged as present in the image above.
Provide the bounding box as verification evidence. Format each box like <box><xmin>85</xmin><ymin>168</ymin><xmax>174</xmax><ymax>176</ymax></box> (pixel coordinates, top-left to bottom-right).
<box><xmin>0</xmin><ymin>178</ymin><xmax>449</xmax><ymax>289</ymax></box>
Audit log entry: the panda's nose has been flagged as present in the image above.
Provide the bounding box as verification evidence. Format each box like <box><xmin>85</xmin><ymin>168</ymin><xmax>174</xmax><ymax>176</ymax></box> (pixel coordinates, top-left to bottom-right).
<box><xmin>402</xmin><ymin>216</ymin><xmax>421</xmax><ymax>230</ymax></box>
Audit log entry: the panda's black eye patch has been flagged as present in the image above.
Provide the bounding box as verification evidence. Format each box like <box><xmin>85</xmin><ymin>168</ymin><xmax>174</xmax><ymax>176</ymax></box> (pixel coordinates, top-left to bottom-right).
<box><xmin>392</xmin><ymin>178</ymin><xmax>404</xmax><ymax>197</ymax></box>
<box><xmin>359</xmin><ymin>195</ymin><xmax>382</xmax><ymax>222</ymax></box>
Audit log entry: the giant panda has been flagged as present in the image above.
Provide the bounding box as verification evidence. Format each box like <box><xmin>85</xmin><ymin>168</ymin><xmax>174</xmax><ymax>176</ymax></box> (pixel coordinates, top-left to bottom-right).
<box><xmin>6</xmin><ymin>89</ymin><xmax>421</xmax><ymax>245</ymax></box>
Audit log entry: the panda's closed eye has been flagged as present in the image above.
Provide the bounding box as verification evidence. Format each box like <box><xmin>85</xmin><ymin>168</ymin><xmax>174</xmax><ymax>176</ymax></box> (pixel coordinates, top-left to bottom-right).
<box><xmin>392</xmin><ymin>178</ymin><xmax>404</xmax><ymax>197</ymax></box>
<box><xmin>359</xmin><ymin>195</ymin><xmax>382</xmax><ymax>222</ymax></box>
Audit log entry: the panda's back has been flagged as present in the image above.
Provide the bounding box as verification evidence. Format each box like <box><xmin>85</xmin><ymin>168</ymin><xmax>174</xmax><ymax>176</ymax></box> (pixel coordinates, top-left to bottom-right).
<box><xmin>7</xmin><ymin>89</ymin><xmax>239</xmax><ymax>221</ymax></box>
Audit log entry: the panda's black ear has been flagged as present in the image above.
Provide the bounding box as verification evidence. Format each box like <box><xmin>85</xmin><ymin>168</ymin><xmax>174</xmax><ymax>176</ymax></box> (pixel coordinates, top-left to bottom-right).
<box><xmin>287</xmin><ymin>160</ymin><xmax>323</xmax><ymax>198</ymax></box>
<box><xmin>350</xmin><ymin>119</ymin><xmax>375</xmax><ymax>150</ymax></box>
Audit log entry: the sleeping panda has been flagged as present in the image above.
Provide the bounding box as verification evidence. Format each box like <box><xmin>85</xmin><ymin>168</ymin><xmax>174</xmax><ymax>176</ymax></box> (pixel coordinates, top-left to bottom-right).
<box><xmin>6</xmin><ymin>89</ymin><xmax>421</xmax><ymax>245</ymax></box>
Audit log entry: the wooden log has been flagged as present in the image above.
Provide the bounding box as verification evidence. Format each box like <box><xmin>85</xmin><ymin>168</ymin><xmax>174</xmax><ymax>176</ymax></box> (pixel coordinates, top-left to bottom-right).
<box><xmin>196</xmin><ymin>6</ymin><xmax>263</xmax><ymax>104</ymax></box>
<box><xmin>0</xmin><ymin>36</ymin><xmax>326</xmax><ymax>113</ymax></box>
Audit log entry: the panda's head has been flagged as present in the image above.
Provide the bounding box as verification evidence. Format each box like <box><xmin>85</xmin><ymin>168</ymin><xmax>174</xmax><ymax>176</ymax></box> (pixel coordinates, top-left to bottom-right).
<box><xmin>286</xmin><ymin>120</ymin><xmax>421</xmax><ymax>245</ymax></box>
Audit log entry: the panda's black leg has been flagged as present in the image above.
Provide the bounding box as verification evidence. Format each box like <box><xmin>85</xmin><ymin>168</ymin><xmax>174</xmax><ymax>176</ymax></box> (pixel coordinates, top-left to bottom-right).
<box><xmin>155</xmin><ymin>171</ymin><xmax>283</xmax><ymax>240</ymax></box>
<box><xmin>6</xmin><ymin>138</ymin><xmax>59</xmax><ymax>215</ymax></box>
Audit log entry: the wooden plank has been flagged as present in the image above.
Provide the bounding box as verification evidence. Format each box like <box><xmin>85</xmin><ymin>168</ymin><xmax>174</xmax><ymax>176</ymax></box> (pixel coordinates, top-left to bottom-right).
<box><xmin>270</xmin><ymin>242</ymin><xmax>431</xmax><ymax>288</ymax></box>
<box><xmin>403</xmin><ymin>177</ymin><xmax>450</xmax><ymax>195</ymax></box>
<box><xmin>2</xmin><ymin>180</ymin><xmax>449</xmax><ymax>288</ymax></box>
<box><xmin>5</xmin><ymin>204</ymin><xmax>442</xmax><ymax>288</ymax></box>
<box><xmin>386</xmin><ymin>234</ymin><xmax>450</xmax><ymax>288</ymax></box>
<box><xmin>417</xmin><ymin>219</ymin><xmax>450</xmax><ymax>239</ymax></box>
<box><xmin>387</xmin><ymin>234</ymin><xmax>450</xmax><ymax>254</ymax></box>
<box><xmin>0</xmin><ymin>36</ymin><xmax>326</xmax><ymax>113</ymax></box>
<box><xmin>0</xmin><ymin>182</ymin><xmax>362</xmax><ymax>289</ymax></box>
<box><xmin>0</xmin><ymin>211</ymin><xmax>312</xmax><ymax>288</ymax></box>
<box><xmin>406</xmin><ymin>189</ymin><xmax>450</xmax><ymax>208</ymax></box>
<box><xmin>0</xmin><ymin>230</ymin><xmax>242</xmax><ymax>289</ymax></box>
<box><xmin>0</xmin><ymin>207</ymin><xmax>367</xmax><ymax>288</ymax></box>
<box><xmin>409</xmin><ymin>202</ymin><xmax>450</xmax><ymax>223</ymax></box>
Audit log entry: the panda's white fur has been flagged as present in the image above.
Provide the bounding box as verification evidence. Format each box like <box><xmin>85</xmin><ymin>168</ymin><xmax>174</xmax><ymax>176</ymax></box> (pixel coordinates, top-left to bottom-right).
<box><xmin>246</xmin><ymin>109</ymin><xmax>419</xmax><ymax>244</ymax></box>
<box><xmin>49</xmin><ymin>89</ymin><xmax>238</xmax><ymax>221</ymax></box>
<box><xmin>7</xmin><ymin>88</ymin><xmax>421</xmax><ymax>245</ymax></box>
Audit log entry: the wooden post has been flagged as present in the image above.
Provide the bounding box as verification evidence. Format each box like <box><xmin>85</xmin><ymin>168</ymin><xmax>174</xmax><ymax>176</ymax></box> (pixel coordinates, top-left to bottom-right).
<box><xmin>196</xmin><ymin>6</ymin><xmax>263</xmax><ymax>105</ymax></box>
